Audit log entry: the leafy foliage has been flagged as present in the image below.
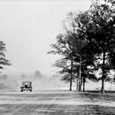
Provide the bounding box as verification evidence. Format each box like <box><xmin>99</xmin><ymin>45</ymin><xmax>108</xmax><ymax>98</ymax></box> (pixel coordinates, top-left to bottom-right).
<box><xmin>0</xmin><ymin>41</ymin><xmax>11</xmax><ymax>70</ymax></box>
<box><xmin>48</xmin><ymin>0</ymin><xmax>115</xmax><ymax>93</ymax></box>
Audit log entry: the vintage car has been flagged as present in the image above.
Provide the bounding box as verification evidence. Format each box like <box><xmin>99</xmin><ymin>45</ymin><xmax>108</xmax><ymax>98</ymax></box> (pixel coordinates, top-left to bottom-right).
<box><xmin>21</xmin><ymin>81</ymin><xmax>32</xmax><ymax>92</ymax></box>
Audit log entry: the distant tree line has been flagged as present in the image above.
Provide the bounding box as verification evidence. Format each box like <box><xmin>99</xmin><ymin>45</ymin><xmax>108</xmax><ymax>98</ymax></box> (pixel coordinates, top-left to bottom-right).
<box><xmin>48</xmin><ymin>0</ymin><xmax>115</xmax><ymax>94</ymax></box>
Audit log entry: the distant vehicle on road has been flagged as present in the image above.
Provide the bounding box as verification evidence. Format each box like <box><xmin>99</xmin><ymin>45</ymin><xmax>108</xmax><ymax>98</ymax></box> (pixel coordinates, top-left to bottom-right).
<box><xmin>21</xmin><ymin>81</ymin><xmax>32</xmax><ymax>92</ymax></box>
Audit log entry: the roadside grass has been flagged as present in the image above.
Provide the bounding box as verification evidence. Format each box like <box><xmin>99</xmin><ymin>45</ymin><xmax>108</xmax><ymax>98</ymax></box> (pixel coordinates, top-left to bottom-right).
<box><xmin>81</xmin><ymin>90</ymin><xmax>115</xmax><ymax>102</ymax></box>
<box><xmin>0</xmin><ymin>90</ymin><xmax>115</xmax><ymax>114</ymax></box>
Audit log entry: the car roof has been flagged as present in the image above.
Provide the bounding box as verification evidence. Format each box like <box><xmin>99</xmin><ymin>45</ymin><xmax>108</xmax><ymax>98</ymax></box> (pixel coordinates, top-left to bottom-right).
<box><xmin>22</xmin><ymin>81</ymin><xmax>32</xmax><ymax>83</ymax></box>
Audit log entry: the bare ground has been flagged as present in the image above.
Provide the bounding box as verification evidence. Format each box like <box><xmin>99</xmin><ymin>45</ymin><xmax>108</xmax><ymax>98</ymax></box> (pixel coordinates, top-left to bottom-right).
<box><xmin>0</xmin><ymin>90</ymin><xmax>115</xmax><ymax>115</ymax></box>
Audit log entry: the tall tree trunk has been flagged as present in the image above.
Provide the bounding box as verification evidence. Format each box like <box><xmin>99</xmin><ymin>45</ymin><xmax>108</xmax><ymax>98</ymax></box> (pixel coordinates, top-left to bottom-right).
<box><xmin>101</xmin><ymin>77</ymin><xmax>105</xmax><ymax>94</ymax></box>
<box><xmin>70</xmin><ymin>78</ymin><xmax>72</xmax><ymax>91</ymax></box>
<box><xmin>79</xmin><ymin>56</ymin><xmax>82</xmax><ymax>91</ymax></box>
<box><xmin>101</xmin><ymin>51</ymin><xmax>106</xmax><ymax>94</ymax></box>
<box><xmin>76</xmin><ymin>78</ymin><xmax>79</xmax><ymax>91</ymax></box>
<box><xmin>70</xmin><ymin>54</ymin><xmax>73</xmax><ymax>91</ymax></box>
<box><xmin>83</xmin><ymin>77</ymin><xmax>85</xmax><ymax>92</ymax></box>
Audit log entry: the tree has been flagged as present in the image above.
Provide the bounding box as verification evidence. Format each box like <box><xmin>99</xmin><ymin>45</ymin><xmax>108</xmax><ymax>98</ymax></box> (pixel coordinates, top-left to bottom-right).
<box><xmin>64</xmin><ymin>12</ymin><xmax>97</xmax><ymax>92</ymax></box>
<box><xmin>86</xmin><ymin>3</ymin><xmax>115</xmax><ymax>93</ymax></box>
<box><xmin>48</xmin><ymin>11</ymin><xmax>98</xmax><ymax>92</ymax></box>
<box><xmin>48</xmin><ymin>33</ymin><xmax>75</xmax><ymax>91</ymax></box>
<box><xmin>0</xmin><ymin>41</ymin><xmax>10</xmax><ymax>70</ymax></box>
<box><xmin>54</xmin><ymin>59</ymin><xmax>76</xmax><ymax>91</ymax></box>
<box><xmin>34</xmin><ymin>70</ymin><xmax>43</xmax><ymax>79</ymax></box>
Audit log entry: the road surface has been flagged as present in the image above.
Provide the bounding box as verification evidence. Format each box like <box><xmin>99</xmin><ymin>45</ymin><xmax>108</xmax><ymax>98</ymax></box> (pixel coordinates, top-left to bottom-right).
<box><xmin>0</xmin><ymin>90</ymin><xmax>114</xmax><ymax>115</ymax></box>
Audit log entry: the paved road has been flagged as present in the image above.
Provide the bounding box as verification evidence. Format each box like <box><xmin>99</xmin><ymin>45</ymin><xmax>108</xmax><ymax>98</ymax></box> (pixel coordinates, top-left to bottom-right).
<box><xmin>0</xmin><ymin>90</ymin><xmax>114</xmax><ymax>115</ymax></box>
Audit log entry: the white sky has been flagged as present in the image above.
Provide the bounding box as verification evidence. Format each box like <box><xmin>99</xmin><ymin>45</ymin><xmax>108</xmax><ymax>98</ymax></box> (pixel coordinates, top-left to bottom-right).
<box><xmin>0</xmin><ymin>0</ymin><xmax>91</xmax><ymax>75</ymax></box>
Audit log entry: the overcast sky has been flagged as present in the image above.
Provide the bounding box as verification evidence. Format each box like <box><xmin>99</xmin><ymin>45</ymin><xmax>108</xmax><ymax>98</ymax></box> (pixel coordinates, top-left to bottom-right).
<box><xmin>0</xmin><ymin>0</ymin><xmax>91</xmax><ymax>75</ymax></box>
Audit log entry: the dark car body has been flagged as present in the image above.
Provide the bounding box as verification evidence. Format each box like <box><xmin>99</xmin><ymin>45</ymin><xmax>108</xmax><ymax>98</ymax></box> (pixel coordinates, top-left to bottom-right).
<box><xmin>21</xmin><ymin>81</ymin><xmax>32</xmax><ymax>92</ymax></box>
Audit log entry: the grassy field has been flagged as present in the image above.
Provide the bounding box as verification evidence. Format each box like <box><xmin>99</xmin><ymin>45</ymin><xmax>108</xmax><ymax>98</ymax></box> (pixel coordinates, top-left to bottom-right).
<box><xmin>0</xmin><ymin>90</ymin><xmax>115</xmax><ymax>115</ymax></box>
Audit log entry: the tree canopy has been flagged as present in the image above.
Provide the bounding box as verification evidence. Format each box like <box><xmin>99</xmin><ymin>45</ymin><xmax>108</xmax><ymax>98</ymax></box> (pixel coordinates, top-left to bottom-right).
<box><xmin>48</xmin><ymin>0</ymin><xmax>115</xmax><ymax>93</ymax></box>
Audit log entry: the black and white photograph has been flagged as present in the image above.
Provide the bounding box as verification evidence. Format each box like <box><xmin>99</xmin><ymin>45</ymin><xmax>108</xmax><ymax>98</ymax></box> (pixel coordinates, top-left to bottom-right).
<box><xmin>0</xmin><ymin>0</ymin><xmax>115</xmax><ymax>114</ymax></box>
